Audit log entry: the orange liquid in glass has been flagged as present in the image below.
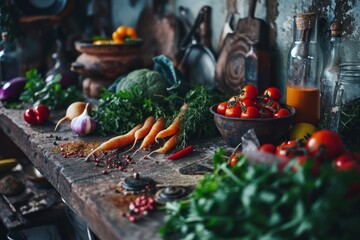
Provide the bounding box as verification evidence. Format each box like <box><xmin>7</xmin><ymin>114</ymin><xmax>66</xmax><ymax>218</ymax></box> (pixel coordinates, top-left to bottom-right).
<box><xmin>286</xmin><ymin>85</ymin><xmax>320</xmax><ymax>126</ymax></box>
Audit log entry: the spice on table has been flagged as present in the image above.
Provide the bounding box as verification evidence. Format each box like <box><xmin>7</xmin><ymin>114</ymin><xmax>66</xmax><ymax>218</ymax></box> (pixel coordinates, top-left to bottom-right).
<box><xmin>167</xmin><ymin>146</ymin><xmax>194</xmax><ymax>160</ymax></box>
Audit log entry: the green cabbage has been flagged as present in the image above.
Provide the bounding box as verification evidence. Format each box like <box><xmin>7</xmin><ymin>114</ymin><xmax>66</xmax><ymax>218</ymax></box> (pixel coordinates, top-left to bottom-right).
<box><xmin>115</xmin><ymin>69</ymin><xmax>168</xmax><ymax>99</ymax></box>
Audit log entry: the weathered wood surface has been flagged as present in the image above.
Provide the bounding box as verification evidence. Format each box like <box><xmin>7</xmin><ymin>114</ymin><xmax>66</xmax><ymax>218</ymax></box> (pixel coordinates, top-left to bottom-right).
<box><xmin>0</xmin><ymin>103</ymin><xmax>231</xmax><ymax>240</ymax></box>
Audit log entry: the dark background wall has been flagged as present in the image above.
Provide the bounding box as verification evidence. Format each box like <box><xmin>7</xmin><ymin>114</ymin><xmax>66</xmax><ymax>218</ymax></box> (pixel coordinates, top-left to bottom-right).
<box><xmin>111</xmin><ymin>0</ymin><xmax>360</xmax><ymax>92</ymax></box>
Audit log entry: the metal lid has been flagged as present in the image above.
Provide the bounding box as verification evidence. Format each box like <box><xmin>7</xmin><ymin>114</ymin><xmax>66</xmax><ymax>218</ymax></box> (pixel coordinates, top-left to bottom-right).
<box><xmin>122</xmin><ymin>173</ymin><xmax>154</xmax><ymax>192</ymax></box>
<box><xmin>155</xmin><ymin>186</ymin><xmax>189</xmax><ymax>203</ymax></box>
<box><xmin>339</xmin><ymin>62</ymin><xmax>360</xmax><ymax>82</ymax></box>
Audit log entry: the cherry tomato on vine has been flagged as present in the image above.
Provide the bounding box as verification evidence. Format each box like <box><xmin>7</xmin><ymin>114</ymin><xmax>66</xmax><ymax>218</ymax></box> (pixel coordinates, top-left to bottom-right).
<box><xmin>334</xmin><ymin>154</ymin><xmax>358</xmax><ymax>171</ymax></box>
<box><xmin>276</xmin><ymin>140</ymin><xmax>304</xmax><ymax>160</ymax></box>
<box><xmin>274</xmin><ymin>108</ymin><xmax>290</xmax><ymax>118</ymax></box>
<box><xmin>34</xmin><ymin>104</ymin><xmax>50</xmax><ymax>124</ymax></box>
<box><xmin>259</xmin><ymin>143</ymin><xmax>277</xmax><ymax>154</ymax></box>
<box><xmin>264</xmin><ymin>87</ymin><xmax>282</xmax><ymax>102</ymax></box>
<box><xmin>306</xmin><ymin>130</ymin><xmax>344</xmax><ymax>161</ymax></box>
<box><xmin>241</xmin><ymin>106</ymin><xmax>260</xmax><ymax>119</ymax></box>
<box><xmin>265</xmin><ymin>101</ymin><xmax>281</xmax><ymax>112</ymax></box>
<box><xmin>240</xmin><ymin>84</ymin><xmax>258</xmax><ymax>101</ymax></box>
<box><xmin>24</xmin><ymin>109</ymin><xmax>38</xmax><ymax>125</ymax></box>
<box><xmin>260</xmin><ymin>108</ymin><xmax>273</xmax><ymax>118</ymax></box>
<box><xmin>242</xmin><ymin>99</ymin><xmax>258</xmax><ymax>108</ymax></box>
<box><xmin>216</xmin><ymin>102</ymin><xmax>228</xmax><ymax>115</ymax></box>
<box><xmin>225</xmin><ymin>104</ymin><xmax>241</xmax><ymax>118</ymax></box>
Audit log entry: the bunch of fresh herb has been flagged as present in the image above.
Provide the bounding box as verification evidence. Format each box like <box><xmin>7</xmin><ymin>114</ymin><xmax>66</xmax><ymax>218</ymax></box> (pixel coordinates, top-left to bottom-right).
<box><xmin>177</xmin><ymin>87</ymin><xmax>224</xmax><ymax>148</ymax></box>
<box><xmin>93</xmin><ymin>86</ymin><xmax>180</xmax><ymax>136</ymax></box>
<box><xmin>19</xmin><ymin>69</ymin><xmax>83</xmax><ymax>110</ymax></box>
<box><xmin>161</xmin><ymin>149</ymin><xmax>360</xmax><ymax>240</ymax></box>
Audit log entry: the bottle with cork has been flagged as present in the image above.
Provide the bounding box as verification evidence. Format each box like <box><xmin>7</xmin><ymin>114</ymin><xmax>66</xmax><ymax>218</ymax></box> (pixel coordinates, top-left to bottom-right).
<box><xmin>286</xmin><ymin>12</ymin><xmax>323</xmax><ymax>126</ymax></box>
<box><xmin>320</xmin><ymin>21</ymin><xmax>343</xmax><ymax>128</ymax></box>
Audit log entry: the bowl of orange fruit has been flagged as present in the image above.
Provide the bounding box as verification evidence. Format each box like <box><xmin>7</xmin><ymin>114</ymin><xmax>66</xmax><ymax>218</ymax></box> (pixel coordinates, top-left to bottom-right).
<box><xmin>75</xmin><ymin>26</ymin><xmax>142</xmax><ymax>55</ymax></box>
<box><xmin>72</xmin><ymin>25</ymin><xmax>144</xmax><ymax>81</ymax></box>
<box><xmin>210</xmin><ymin>84</ymin><xmax>295</xmax><ymax>147</ymax></box>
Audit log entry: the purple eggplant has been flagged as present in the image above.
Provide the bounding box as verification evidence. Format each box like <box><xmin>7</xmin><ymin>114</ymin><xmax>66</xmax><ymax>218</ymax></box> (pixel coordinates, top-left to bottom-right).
<box><xmin>0</xmin><ymin>77</ymin><xmax>27</xmax><ymax>101</ymax></box>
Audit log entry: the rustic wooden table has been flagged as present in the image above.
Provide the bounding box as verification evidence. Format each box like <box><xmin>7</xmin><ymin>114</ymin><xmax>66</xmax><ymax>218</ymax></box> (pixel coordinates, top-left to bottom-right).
<box><xmin>0</xmin><ymin>103</ymin><xmax>230</xmax><ymax>240</ymax></box>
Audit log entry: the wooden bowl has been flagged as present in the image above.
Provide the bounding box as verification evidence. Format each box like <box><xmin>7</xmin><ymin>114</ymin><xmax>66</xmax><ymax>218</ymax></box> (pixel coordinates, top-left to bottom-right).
<box><xmin>74</xmin><ymin>40</ymin><xmax>143</xmax><ymax>55</ymax></box>
<box><xmin>210</xmin><ymin>104</ymin><xmax>295</xmax><ymax>147</ymax></box>
<box><xmin>72</xmin><ymin>40</ymin><xmax>144</xmax><ymax>81</ymax></box>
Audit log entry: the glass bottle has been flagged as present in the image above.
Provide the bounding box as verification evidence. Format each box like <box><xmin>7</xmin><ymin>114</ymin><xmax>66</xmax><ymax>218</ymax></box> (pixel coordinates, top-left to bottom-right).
<box><xmin>245</xmin><ymin>42</ymin><xmax>271</xmax><ymax>94</ymax></box>
<box><xmin>321</xmin><ymin>21</ymin><xmax>343</xmax><ymax>128</ymax></box>
<box><xmin>0</xmin><ymin>32</ymin><xmax>21</xmax><ymax>83</ymax></box>
<box><xmin>286</xmin><ymin>13</ymin><xmax>323</xmax><ymax>126</ymax></box>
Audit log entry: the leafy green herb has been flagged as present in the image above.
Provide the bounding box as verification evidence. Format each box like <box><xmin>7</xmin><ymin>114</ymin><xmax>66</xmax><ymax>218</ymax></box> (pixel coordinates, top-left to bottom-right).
<box><xmin>161</xmin><ymin>150</ymin><xmax>360</xmax><ymax>239</ymax></box>
<box><xmin>177</xmin><ymin>87</ymin><xmax>224</xmax><ymax>148</ymax></box>
<box><xmin>19</xmin><ymin>69</ymin><xmax>83</xmax><ymax>110</ymax></box>
<box><xmin>93</xmin><ymin>86</ymin><xmax>179</xmax><ymax>135</ymax></box>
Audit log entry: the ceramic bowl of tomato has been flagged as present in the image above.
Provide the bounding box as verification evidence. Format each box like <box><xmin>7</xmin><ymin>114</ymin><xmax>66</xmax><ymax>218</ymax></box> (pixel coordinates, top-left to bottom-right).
<box><xmin>210</xmin><ymin>104</ymin><xmax>295</xmax><ymax>147</ymax></box>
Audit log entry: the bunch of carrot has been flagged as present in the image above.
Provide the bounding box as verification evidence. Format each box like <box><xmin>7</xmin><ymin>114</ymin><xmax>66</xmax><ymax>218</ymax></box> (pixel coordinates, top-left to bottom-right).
<box><xmin>84</xmin><ymin>103</ymin><xmax>188</xmax><ymax>161</ymax></box>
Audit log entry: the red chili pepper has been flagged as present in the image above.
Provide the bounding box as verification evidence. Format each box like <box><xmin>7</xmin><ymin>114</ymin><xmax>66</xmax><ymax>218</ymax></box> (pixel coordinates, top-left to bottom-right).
<box><xmin>167</xmin><ymin>146</ymin><xmax>194</xmax><ymax>160</ymax></box>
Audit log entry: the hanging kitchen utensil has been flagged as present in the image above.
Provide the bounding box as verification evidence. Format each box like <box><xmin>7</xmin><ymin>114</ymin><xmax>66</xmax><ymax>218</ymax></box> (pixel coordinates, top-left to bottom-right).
<box><xmin>137</xmin><ymin>0</ymin><xmax>179</xmax><ymax>61</ymax></box>
<box><xmin>218</xmin><ymin>0</ymin><xmax>238</xmax><ymax>50</ymax></box>
<box><xmin>178</xmin><ymin>6</ymin><xmax>216</xmax><ymax>90</ymax></box>
<box><xmin>215</xmin><ymin>0</ymin><xmax>269</xmax><ymax>95</ymax></box>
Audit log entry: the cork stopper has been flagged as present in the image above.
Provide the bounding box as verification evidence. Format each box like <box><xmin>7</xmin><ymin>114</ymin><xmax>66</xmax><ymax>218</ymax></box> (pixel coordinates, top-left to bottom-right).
<box><xmin>295</xmin><ymin>12</ymin><xmax>316</xmax><ymax>30</ymax></box>
<box><xmin>330</xmin><ymin>21</ymin><xmax>343</xmax><ymax>37</ymax></box>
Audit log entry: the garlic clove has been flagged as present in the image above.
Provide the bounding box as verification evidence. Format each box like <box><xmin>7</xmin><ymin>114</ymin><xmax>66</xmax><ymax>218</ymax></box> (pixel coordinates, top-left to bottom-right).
<box><xmin>70</xmin><ymin>103</ymin><xmax>97</xmax><ymax>136</ymax></box>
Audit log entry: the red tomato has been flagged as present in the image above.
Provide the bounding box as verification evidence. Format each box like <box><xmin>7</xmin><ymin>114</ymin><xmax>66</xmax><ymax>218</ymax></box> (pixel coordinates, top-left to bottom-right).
<box><xmin>24</xmin><ymin>109</ymin><xmax>38</xmax><ymax>125</ymax></box>
<box><xmin>306</xmin><ymin>130</ymin><xmax>344</xmax><ymax>161</ymax></box>
<box><xmin>216</xmin><ymin>102</ymin><xmax>228</xmax><ymax>115</ymax></box>
<box><xmin>260</xmin><ymin>108</ymin><xmax>273</xmax><ymax>118</ymax></box>
<box><xmin>240</xmin><ymin>84</ymin><xmax>258</xmax><ymax>101</ymax></box>
<box><xmin>229</xmin><ymin>153</ymin><xmax>242</xmax><ymax>167</ymax></box>
<box><xmin>276</xmin><ymin>140</ymin><xmax>304</xmax><ymax>160</ymax></box>
<box><xmin>241</xmin><ymin>99</ymin><xmax>257</xmax><ymax>108</ymax></box>
<box><xmin>334</xmin><ymin>154</ymin><xmax>357</xmax><ymax>171</ymax></box>
<box><xmin>264</xmin><ymin>87</ymin><xmax>282</xmax><ymax>102</ymax></box>
<box><xmin>34</xmin><ymin>104</ymin><xmax>50</xmax><ymax>124</ymax></box>
<box><xmin>259</xmin><ymin>143</ymin><xmax>276</xmax><ymax>154</ymax></box>
<box><xmin>265</xmin><ymin>101</ymin><xmax>281</xmax><ymax>112</ymax></box>
<box><xmin>241</xmin><ymin>106</ymin><xmax>260</xmax><ymax>119</ymax></box>
<box><xmin>225</xmin><ymin>104</ymin><xmax>241</xmax><ymax>118</ymax></box>
<box><xmin>274</xmin><ymin>108</ymin><xmax>290</xmax><ymax>118</ymax></box>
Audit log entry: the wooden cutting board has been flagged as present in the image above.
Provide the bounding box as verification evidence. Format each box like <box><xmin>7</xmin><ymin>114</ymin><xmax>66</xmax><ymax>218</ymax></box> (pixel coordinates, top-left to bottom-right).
<box><xmin>215</xmin><ymin>0</ymin><xmax>268</xmax><ymax>95</ymax></box>
<box><xmin>137</xmin><ymin>0</ymin><xmax>179</xmax><ymax>63</ymax></box>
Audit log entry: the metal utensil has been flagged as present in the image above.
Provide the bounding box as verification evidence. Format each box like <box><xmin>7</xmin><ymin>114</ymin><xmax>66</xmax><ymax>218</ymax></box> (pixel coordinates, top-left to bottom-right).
<box><xmin>178</xmin><ymin>6</ymin><xmax>216</xmax><ymax>90</ymax></box>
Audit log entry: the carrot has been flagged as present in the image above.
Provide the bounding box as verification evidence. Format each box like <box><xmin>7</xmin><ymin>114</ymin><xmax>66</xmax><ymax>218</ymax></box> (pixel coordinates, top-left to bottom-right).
<box><xmin>150</xmin><ymin>134</ymin><xmax>178</xmax><ymax>156</ymax></box>
<box><xmin>121</xmin><ymin>116</ymin><xmax>155</xmax><ymax>154</ymax></box>
<box><xmin>155</xmin><ymin>103</ymin><xmax>188</xmax><ymax>141</ymax></box>
<box><xmin>134</xmin><ymin>117</ymin><xmax>165</xmax><ymax>154</ymax></box>
<box><xmin>85</xmin><ymin>124</ymin><xmax>142</xmax><ymax>161</ymax></box>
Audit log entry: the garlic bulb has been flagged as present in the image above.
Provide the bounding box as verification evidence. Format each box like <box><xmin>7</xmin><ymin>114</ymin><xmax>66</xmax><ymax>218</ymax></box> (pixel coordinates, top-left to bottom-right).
<box><xmin>70</xmin><ymin>103</ymin><xmax>97</xmax><ymax>136</ymax></box>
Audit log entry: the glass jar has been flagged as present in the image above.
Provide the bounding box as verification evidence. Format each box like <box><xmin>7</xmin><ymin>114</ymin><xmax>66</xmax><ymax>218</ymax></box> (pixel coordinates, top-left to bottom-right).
<box><xmin>245</xmin><ymin>42</ymin><xmax>271</xmax><ymax>94</ymax></box>
<box><xmin>328</xmin><ymin>62</ymin><xmax>360</xmax><ymax>132</ymax></box>
<box><xmin>285</xmin><ymin>13</ymin><xmax>323</xmax><ymax>126</ymax></box>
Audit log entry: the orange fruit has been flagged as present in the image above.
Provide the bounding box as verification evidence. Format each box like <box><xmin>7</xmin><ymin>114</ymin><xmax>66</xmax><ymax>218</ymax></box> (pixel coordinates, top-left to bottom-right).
<box><xmin>125</xmin><ymin>27</ymin><xmax>137</xmax><ymax>39</ymax></box>
<box><xmin>112</xmin><ymin>31</ymin><xmax>123</xmax><ymax>42</ymax></box>
<box><xmin>116</xmin><ymin>26</ymin><xmax>127</xmax><ymax>38</ymax></box>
